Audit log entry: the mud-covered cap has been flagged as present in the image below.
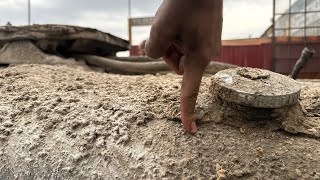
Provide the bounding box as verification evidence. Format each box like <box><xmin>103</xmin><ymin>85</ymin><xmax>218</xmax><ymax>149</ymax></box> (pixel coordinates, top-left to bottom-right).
<box><xmin>212</xmin><ymin>67</ymin><xmax>301</xmax><ymax>108</ymax></box>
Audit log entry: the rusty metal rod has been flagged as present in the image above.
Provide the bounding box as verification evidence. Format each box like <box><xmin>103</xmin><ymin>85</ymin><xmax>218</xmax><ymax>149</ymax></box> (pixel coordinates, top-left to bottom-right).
<box><xmin>289</xmin><ymin>47</ymin><xmax>315</xmax><ymax>79</ymax></box>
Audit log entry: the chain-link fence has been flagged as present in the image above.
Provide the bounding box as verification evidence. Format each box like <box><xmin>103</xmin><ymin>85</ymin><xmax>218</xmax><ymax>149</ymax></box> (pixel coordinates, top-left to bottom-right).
<box><xmin>273</xmin><ymin>0</ymin><xmax>320</xmax><ymax>37</ymax></box>
<box><xmin>272</xmin><ymin>0</ymin><xmax>320</xmax><ymax>74</ymax></box>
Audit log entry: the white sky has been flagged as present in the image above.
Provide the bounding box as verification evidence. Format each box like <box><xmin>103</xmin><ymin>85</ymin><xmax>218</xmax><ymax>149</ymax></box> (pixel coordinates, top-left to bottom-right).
<box><xmin>0</xmin><ymin>0</ymin><xmax>274</xmax><ymax>55</ymax></box>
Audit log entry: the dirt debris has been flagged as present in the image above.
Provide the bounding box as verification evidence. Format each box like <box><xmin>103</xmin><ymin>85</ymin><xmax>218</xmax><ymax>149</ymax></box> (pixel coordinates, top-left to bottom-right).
<box><xmin>216</xmin><ymin>163</ymin><xmax>227</xmax><ymax>180</ymax></box>
<box><xmin>0</xmin><ymin>64</ymin><xmax>319</xmax><ymax>179</ymax></box>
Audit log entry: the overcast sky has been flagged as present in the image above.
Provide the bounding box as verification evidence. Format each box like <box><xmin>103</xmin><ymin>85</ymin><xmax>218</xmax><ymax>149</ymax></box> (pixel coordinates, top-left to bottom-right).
<box><xmin>0</xmin><ymin>0</ymin><xmax>274</xmax><ymax>45</ymax></box>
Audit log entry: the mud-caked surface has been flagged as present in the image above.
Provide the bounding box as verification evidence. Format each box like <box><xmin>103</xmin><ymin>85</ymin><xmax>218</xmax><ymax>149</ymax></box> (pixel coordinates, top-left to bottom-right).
<box><xmin>0</xmin><ymin>64</ymin><xmax>319</xmax><ymax>179</ymax></box>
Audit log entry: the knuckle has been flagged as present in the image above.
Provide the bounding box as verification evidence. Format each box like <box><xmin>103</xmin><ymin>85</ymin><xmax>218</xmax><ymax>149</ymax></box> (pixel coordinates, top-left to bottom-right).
<box><xmin>181</xmin><ymin>90</ymin><xmax>198</xmax><ymax>102</ymax></box>
<box><xmin>145</xmin><ymin>40</ymin><xmax>161</xmax><ymax>59</ymax></box>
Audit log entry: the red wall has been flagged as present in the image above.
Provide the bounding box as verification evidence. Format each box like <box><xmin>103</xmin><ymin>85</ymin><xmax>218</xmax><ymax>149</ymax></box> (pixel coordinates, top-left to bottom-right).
<box><xmin>130</xmin><ymin>43</ymin><xmax>272</xmax><ymax>70</ymax></box>
<box><xmin>130</xmin><ymin>38</ymin><xmax>320</xmax><ymax>78</ymax></box>
<box><xmin>130</xmin><ymin>46</ymin><xmax>140</xmax><ymax>57</ymax></box>
<box><xmin>273</xmin><ymin>42</ymin><xmax>320</xmax><ymax>77</ymax></box>
<box><xmin>214</xmin><ymin>44</ymin><xmax>272</xmax><ymax>70</ymax></box>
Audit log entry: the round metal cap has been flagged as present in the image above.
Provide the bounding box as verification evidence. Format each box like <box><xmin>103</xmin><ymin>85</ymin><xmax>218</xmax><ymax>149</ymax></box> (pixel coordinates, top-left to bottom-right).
<box><xmin>212</xmin><ymin>67</ymin><xmax>301</xmax><ymax>108</ymax></box>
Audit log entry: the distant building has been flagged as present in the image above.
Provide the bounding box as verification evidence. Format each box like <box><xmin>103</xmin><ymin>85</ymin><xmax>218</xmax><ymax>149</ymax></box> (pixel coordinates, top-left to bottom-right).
<box><xmin>262</xmin><ymin>0</ymin><xmax>320</xmax><ymax>37</ymax></box>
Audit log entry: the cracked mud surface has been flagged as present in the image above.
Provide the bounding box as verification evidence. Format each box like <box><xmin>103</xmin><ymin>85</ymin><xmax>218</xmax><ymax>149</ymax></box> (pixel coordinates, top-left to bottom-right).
<box><xmin>0</xmin><ymin>64</ymin><xmax>319</xmax><ymax>179</ymax></box>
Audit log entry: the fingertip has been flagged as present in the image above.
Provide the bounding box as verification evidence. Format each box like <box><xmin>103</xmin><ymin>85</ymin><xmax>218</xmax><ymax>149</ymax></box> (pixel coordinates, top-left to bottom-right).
<box><xmin>190</xmin><ymin>122</ymin><xmax>197</xmax><ymax>134</ymax></box>
<box><xmin>181</xmin><ymin>114</ymin><xmax>197</xmax><ymax>134</ymax></box>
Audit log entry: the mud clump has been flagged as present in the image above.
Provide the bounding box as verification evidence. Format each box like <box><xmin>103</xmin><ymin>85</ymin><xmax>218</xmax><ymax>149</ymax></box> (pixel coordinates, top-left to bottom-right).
<box><xmin>0</xmin><ymin>64</ymin><xmax>319</xmax><ymax>179</ymax></box>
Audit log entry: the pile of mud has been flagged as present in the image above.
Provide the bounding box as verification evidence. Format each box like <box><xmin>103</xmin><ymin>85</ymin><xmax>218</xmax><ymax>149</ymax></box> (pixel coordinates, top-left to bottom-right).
<box><xmin>0</xmin><ymin>64</ymin><xmax>319</xmax><ymax>179</ymax></box>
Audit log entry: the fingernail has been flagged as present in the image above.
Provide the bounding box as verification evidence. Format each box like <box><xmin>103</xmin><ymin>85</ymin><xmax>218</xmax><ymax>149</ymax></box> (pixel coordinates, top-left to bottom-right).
<box><xmin>191</xmin><ymin>122</ymin><xmax>197</xmax><ymax>134</ymax></box>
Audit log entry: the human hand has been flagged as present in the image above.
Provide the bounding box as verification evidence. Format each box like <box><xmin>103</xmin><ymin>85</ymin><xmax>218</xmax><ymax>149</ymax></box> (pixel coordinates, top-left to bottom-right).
<box><xmin>145</xmin><ymin>0</ymin><xmax>223</xmax><ymax>134</ymax></box>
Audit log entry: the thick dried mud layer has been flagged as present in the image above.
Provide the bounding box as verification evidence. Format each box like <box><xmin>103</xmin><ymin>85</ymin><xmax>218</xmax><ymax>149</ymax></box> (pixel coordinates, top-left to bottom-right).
<box><xmin>0</xmin><ymin>64</ymin><xmax>319</xmax><ymax>179</ymax></box>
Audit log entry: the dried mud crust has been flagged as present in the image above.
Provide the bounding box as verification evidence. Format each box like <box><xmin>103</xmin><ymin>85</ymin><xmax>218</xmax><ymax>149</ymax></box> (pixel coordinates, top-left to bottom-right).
<box><xmin>212</xmin><ymin>68</ymin><xmax>301</xmax><ymax>108</ymax></box>
<box><xmin>0</xmin><ymin>64</ymin><xmax>319</xmax><ymax>179</ymax></box>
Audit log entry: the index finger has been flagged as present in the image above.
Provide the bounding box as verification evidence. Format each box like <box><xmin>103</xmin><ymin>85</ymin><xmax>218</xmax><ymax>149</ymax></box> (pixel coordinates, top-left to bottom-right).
<box><xmin>180</xmin><ymin>54</ymin><xmax>210</xmax><ymax>134</ymax></box>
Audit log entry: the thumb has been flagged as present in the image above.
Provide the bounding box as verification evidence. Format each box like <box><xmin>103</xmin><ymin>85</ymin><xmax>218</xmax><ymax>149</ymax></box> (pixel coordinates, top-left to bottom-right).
<box><xmin>145</xmin><ymin>1</ymin><xmax>178</xmax><ymax>59</ymax></box>
<box><xmin>145</xmin><ymin>23</ymin><xmax>175</xmax><ymax>59</ymax></box>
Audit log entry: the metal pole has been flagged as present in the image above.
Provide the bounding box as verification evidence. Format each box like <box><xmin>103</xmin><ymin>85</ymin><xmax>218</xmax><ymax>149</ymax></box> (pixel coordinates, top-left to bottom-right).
<box><xmin>128</xmin><ymin>0</ymin><xmax>131</xmax><ymax>18</ymax></box>
<box><xmin>128</xmin><ymin>0</ymin><xmax>132</xmax><ymax>46</ymax></box>
<box><xmin>128</xmin><ymin>19</ymin><xmax>132</xmax><ymax>46</ymax></box>
<box><xmin>272</xmin><ymin>0</ymin><xmax>276</xmax><ymax>71</ymax></box>
<box><xmin>28</xmin><ymin>0</ymin><xmax>31</xmax><ymax>25</ymax></box>
<box><xmin>288</xmin><ymin>0</ymin><xmax>291</xmax><ymax>39</ymax></box>
<box><xmin>304</xmin><ymin>0</ymin><xmax>307</xmax><ymax>43</ymax></box>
